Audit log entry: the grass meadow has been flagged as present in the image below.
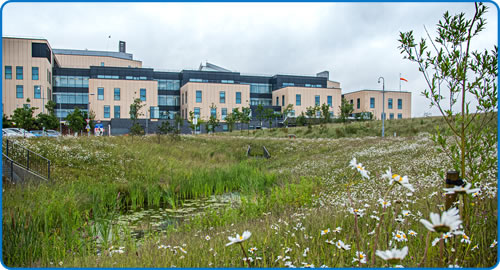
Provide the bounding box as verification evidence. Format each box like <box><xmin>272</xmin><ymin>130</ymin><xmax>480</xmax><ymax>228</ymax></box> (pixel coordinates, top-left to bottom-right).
<box><xmin>2</xmin><ymin>116</ymin><xmax>497</xmax><ymax>267</ymax></box>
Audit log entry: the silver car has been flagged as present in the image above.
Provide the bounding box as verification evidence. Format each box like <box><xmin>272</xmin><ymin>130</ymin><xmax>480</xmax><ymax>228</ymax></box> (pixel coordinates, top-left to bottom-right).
<box><xmin>4</xmin><ymin>128</ymin><xmax>36</xmax><ymax>138</ymax></box>
<box><xmin>2</xmin><ymin>129</ymin><xmax>22</xmax><ymax>137</ymax></box>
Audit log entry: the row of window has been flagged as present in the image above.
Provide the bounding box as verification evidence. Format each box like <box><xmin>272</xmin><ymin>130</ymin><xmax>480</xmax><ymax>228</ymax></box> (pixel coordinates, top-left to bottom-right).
<box><xmin>356</xmin><ymin>98</ymin><xmax>403</xmax><ymax>109</ymax></box>
<box><xmin>189</xmin><ymin>78</ymin><xmax>234</xmax><ymax>84</ymax></box>
<box><xmin>158</xmin><ymin>95</ymin><xmax>180</xmax><ymax>106</ymax></box>
<box><xmin>55</xmin><ymin>108</ymin><xmax>88</xmax><ymax>118</ymax></box>
<box><xmin>157</xmin><ymin>79</ymin><xmax>180</xmax><ymax>91</ymax></box>
<box><xmin>184</xmin><ymin>90</ymin><xmax>242</xmax><ymax>105</ymax></box>
<box><xmin>241</xmin><ymin>83</ymin><xmax>272</xmax><ymax>94</ymax></box>
<box><xmin>5</xmin><ymin>66</ymin><xmax>49</xmax><ymax>82</ymax></box>
<box><xmin>250</xmin><ymin>98</ymin><xmax>272</xmax><ymax>106</ymax></box>
<box><xmin>53</xmin><ymin>93</ymin><xmax>89</xmax><ymax>104</ymax></box>
<box><xmin>275</xmin><ymin>94</ymin><xmax>333</xmax><ymax>107</ymax></box>
<box><xmin>96</xmin><ymin>88</ymin><xmax>147</xmax><ymax>101</ymax></box>
<box><xmin>15</xmin><ymin>85</ymin><xmax>46</xmax><ymax>99</ymax></box>
<box><xmin>54</xmin><ymin>75</ymin><xmax>90</xmax><ymax>88</ymax></box>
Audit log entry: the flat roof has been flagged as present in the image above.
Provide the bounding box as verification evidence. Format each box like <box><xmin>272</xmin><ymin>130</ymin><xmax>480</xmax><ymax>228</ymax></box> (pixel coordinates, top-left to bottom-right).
<box><xmin>53</xmin><ymin>48</ymin><xmax>136</xmax><ymax>61</ymax></box>
<box><xmin>344</xmin><ymin>89</ymin><xmax>411</xmax><ymax>94</ymax></box>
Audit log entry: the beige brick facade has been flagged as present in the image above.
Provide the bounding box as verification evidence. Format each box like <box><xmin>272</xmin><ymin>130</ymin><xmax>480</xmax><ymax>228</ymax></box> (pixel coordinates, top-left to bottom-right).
<box><xmin>2</xmin><ymin>37</ymin><xmax>55</xmax><ymax>117</ymax></box>
<box><xmin>343</xmin><ymin>90</ymin><xmax>411</xmax><ymax>120</ymax></box>
<box><xmin>271</xmin><ymin>86</ymin><xmax>342</xmax><ymax>117</ymax></box>
<box><xmin>180</xmin><ymin>82</ymin><xmax>250</xmax><ymax>120</ymax></box>
<box><xmin>88</xmin><ymin>79</ymin><xmax>158</xmax><ymax>121</ymax></box>
<box><xmin>54</xmin><ymin>54</ymin><xmax>142</xmax><ymax>69</ymax></box>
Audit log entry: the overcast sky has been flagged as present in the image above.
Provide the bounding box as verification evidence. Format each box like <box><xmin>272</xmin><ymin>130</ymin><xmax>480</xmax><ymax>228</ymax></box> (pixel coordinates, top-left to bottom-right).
<box><xmin>2</xmin><ymin>2</ymin><xmax>497</xmax><ymax>117</ymax></box>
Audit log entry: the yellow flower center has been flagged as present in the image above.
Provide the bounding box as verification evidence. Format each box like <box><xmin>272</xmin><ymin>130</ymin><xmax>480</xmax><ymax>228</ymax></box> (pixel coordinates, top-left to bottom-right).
<box><xmin>354</xmin><ymin>209</ymin><xmax>358</xmax><ymax>212</ymax></box>
<box><xmin>392</xmin><ymin>174</ymin><xmax>399</xmax><ymax>179</ymax></box>
<box><xmin>383</xmin><ymin>201</ymin><xmax>388</xmax><ymax>205</ymax></box>
<box><xmin>463</xmin><ymin>235</ymin><xmax>469</xmax><ymax>239</ymax></box>
<box><xmin>396</xmin><ymin>234</ymin><xmax>402</xmax><ymax>238</ymax></box>
<box><xmin>359</xmin><ymin>254</ymin><xmax>364</xmax><ymax>259</ymax></box>
<box><xmin>323</xmin><ymin>230</ymin><xmax>328</xmax><ymax>233</ymax></box>
<box><xmin>239</xmin><ymin>236</ymin><xmax>243</xmax><ymax>240</ymax></box>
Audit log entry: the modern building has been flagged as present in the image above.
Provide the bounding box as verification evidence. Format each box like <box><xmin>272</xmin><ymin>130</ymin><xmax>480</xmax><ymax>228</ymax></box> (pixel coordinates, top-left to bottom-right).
<box><xmin>342</xmin><ymin>90</ymin><xmax>411</xmax><ymax>120</ymax></box>
<box><xmin>2</xmin><ymin>37</ymin><xmax>343</xmax><ymax>128</ymax></box>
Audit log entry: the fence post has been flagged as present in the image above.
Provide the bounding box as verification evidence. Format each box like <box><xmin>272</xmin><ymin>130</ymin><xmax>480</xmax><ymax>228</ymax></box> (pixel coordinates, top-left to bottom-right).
<box><xmin>10</xmin><ymin>159</ymin><xmax>13</xmax><ymax>180</ymax></box>
<box><xmin>47</xmin><ymin>160</ymin><xmax>51</xmax><ymax>181</ymax></box>
<box><xmin>27</xmin><ymin>150</ymin><xmax>30</xmax><ymax>170</ymax></box>
<box><xmin>445</xmin><ymin>171</ymin><xmax>463</xmax><ymax>209</ymax></box>
<box><xmin>6</xmin><ymin>140</ymin><xmax>9</xmax><ymax>156</ymax></box>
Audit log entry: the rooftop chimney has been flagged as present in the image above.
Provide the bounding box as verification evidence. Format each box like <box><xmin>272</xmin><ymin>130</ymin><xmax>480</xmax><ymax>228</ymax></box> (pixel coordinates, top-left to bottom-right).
<box><xmin>119</xmin><ymin>41</ymin><xmax>126</xmax><ymax>53</ymax></box>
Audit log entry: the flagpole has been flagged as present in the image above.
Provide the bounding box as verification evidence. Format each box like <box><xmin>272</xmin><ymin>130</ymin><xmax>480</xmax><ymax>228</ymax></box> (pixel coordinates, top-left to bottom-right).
<box><xmin>399</xmin><ymin>73</ymin><xmax>401</xmax><ymax>91</ymax></box>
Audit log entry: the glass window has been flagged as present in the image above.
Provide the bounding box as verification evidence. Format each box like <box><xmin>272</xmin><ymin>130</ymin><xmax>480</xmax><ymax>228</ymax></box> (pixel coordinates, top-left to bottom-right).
<box><xmin>196</xmin><ymin>90</ymin><xmax>202</xmax><ymax>103</ymax></box>
<box><xmin>16</xmin><ymin>66</ymin><xmax>23</xmax><ymax>80</ymax></box>
<box><xmin>398</xmin><ymin>99</ymin><xmax>403</xmax><ymax>109</ymax></box>
<box><xmin>98</xmin><ymin>88</ymin><xmax>104</xmax><ymax>100</ymax></box>
<box><xmin>390</xmin><ymin>113</ymin><xmax>394</xmax><ymax>119</ymax></box>
<box><xmin>150</xmin><ymin>106</ymin><xmax>159</xmax><ymax>119</ymax></box>
<box><xmin>328</xmin><ymin>96</ymin><xmax>333</xmax><ymax>107</ymax></box>
<box><xmin>194</xmin><ymin>107</ymin><xmax>200</xmax><ymax>117</ymax></box>
<box><xmin>5</xmin><ymin>66</ymin><xmax>12</xmax><ymax>79</ymax></box>
<box><xmin>60</xmin><ymin>76</ymin><xmax>68</xmax><ymax>87</ymax></box>
<box><xmin>32</xmin><ymin>67</ymin><xmax>39</xmax><ymax>80</ymax></box>
<box><xmin>68</xmin><ymin>76</ymin><xmax>76</xmax><ymax>87</ymax></box>
<box><xmin>75</xmin><ymin>76</ymin><xmax>83</xmax><ymax>87</ymax></box>
<box><xmin>236</xmin><ymin>92</ymin><xmax>241</xmax><ymax>104</ymax></box>
<box><xmin>222</xmin><ymin>108</ymin><xmax>227</xmax><ymax>120</ymax></box>
<box><xmin>210</xmin><ymin>107</ymin><xmax>216</xmax><ymax>117</ymax></box>
<box><xmin>104</xmin><ymin>105</ymin><xmax>110</xmax><ymax>118</ymax></box>
<box><xmin>114</xmin><ymin>88</ymin><xmax>120</xmax><ymax>100</ymax></box>
<box><xmin>357</xmin><ymin>98</ymin><xmax>360</xmax><ymax>109</ymax></box>
<box><xmin>350</xmin><ymin>99</ymin><xmax>353</xmax><ymax>104</ymax></box>
<box><xmin>315</xmin><ymin>95</ymin><xmax>320</xmax><ymax>106</ymax></box>
<box><xmin>289</xmin><ymin>110</ymin><xmax>295</xmax><ymax>117</ymax></box>
<box><xmin>16</xmin><ymin>85</ymin><xmax>23</xmax><ymax>98</ymax></box>
<box><xmin>296</xmin><ymin>94</ymin><xmax>301</xmax><ymax>106</ymax></box>
<box><xmin>220</xmin><ymin>91</ymin><xmax>225</xmax><ymax>104</ymax></box>
<box><xmin>223</xmin><ymin>124</ymin><xmax>228</xmax><ymax>131</ymax></box>
<box><xmin>370</xmin><ymin>97</ymin><xmax>375</xmax><ymax>108</ymax></box>
<box><xmin>34</xmin><ymin>85</ymin><xmax>41</xmax><ymax>99</ymax></box>
<box><xmin>283</xmin><ymin>82</ymin><xmax>294</xmax><ymax>87</ymax></box>
<box><xmin>276</xmin><ymin>96</ymin><xmax>279</xmax><ymax>106</ymax></box>
<box><xmin>114</xmin><ymin>105</ymin><xmax>120</xmax><ymax>118</ymax></box>
<box><xmin>101</xmin><ymin>62</ymin><xmax>104</xmax><ymax>66</ymax></box>
<box><xmin>282</xmin><ymin>95</ymin><xmax>285</xmax><ymax>106</ymax></box>
<box><xmin>140</xmin><ymin>89</ymin><xmax>146</xmax><ymax>101</ymax></box>
<box><xmin>83</xmin><ymin>77</ymin><xmax>89</xmax><ymax>87</ymax></box>
<box><xmin>388</xmin><ymin>98</ymin><xmax>393</xmax><ymax>109</ymax></box>
<box><xmin>398</xmin><ymin>113</ymin><xmax>403</xmax><ymax>119</ymax></box>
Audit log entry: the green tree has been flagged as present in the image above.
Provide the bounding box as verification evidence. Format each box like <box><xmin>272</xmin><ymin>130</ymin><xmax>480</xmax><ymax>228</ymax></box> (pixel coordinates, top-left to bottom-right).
<box><xmin>255</xmin><ymin>104</ymin><xmax>265</xmax><ymax>127</ymax></box>
<box><xmin>157</xmin><ymin>119</ymin><xmax>174</xmax><ymax>143</ymax></box>
<box><xmin>320</xmin><ymin>103</ymin><xmax>331</xmax><ymax>124</ymax></box>
<box><xmin>35</xmin><ymin>101</ymin><xmax>59</xmax><ymax>130</ymax></box>
<box><xmin>305</xmin><ymin>105</ymin><xmax>319</xmax><ymax>128</ymax></box>
<box><xmin>129</xmin><ymin>98</ymin><xmax>145</xmax><ymax>136</ymax></box>
<box><xmin>264</xmin><ymin>108</ymin><xmax>275</xmax><ymax>129</ymax></box>
<box><xmin>282</xmin><ymin>104</ymin><xmax>294</xmax><ymax>127</ymax></box>
<box><xmin>207</xmin><ymin>104</ymin><xmax>220</xmax><ymax>134</ymax></box>
<box><xmin>398</xmin><ymin>3</ymin><xmax>497</xmax><ymax>184</ymax></box>
<box><xmin>240</xmin><ymin>107</ymin><xmax>252</xmax><ymax>134</ymax></box>
<box><xmin>296</xmin><ymin>112</ymin><xmax>306</xmax><ymax>127</ymax></box>
<box><xmin>187</xmin><ymin>111</ymin><xmax>203</xmax><ymax>134</ymax></box>
<box><xmin>232</xmin><ymin>108</ymin><xmax>242</xmax><ymax>132</ymax></box>
<box><xmin>11</xmin><ymin>100</ymin><xmax>37</xmax><ymax>130</ymax></box>
<box><xmin>3</xmin><ymin>114</ymin><xmax>13</xmax><ymax>128</ymax></box>
<box><xmin>65</xmin><ymin>108</ymin><xmax>85</xmax><ymax>135</ymax></box>
<box><xmin>225</xmin><ymin>113</ymin><xmax>236</xmax><ymax>132</ymax></box>
<box><xmin>339</xmin><ymin>98</ymin><xmax>354</xmax><ymax>124</ymax></box>
<box><xmin>174</xmin><ymin>113</ymin><xmax>183</xmax><ymax>133</ymax></box>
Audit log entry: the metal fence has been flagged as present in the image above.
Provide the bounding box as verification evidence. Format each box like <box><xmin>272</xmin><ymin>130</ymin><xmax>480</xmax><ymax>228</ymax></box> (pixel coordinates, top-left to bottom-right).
<box><xmin>2</xmin><ymin>154</ymin><xmax>49</xmax><ymax>183</ymax></box>
<box><xmin>2</xmin><ymin>139</ymin><xmax>51</xmax><ymax>181</ymax></box>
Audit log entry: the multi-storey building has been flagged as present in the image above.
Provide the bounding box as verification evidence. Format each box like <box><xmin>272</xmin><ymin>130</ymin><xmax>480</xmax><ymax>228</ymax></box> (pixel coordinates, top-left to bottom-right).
<box><xmin>3</xmin><ymin>36</ymin><xmax>410</xmax><ymax>132</ymax></box>
<box><xmin>343</xmin><ymin>90</ymin><xmax>412</xmax><ymax>120</ymax></box>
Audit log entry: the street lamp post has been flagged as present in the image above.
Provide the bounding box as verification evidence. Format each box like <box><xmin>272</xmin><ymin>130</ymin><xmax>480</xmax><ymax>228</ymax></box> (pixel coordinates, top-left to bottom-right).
<box><xmin>378</xmin><ymin>77</ymin><xmax>385</xmax><ymax>138</ymax></box>
<box><xmin>87</xmin><ymin>93</ymin><xmax>95</xmax><ymax>136</ymax></box>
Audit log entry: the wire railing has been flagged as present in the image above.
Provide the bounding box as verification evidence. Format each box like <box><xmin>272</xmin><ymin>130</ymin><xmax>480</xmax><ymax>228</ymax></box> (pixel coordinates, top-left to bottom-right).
<box><xmin>2</xmin><ymin>139</ymin><xmax>51</xmax><ymax>181</ymax></box>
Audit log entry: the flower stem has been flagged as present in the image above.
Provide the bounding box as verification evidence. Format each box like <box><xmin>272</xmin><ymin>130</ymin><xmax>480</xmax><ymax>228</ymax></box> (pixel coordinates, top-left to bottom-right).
<box><xmin>418</xmin><ymin>231</ymin><xmax>431</xmax><ymax>267</ymax></box>
<box><xmin>239</xmin><ymin>242</ymin><xmax>251</xmax><ymax>268</ymax></box>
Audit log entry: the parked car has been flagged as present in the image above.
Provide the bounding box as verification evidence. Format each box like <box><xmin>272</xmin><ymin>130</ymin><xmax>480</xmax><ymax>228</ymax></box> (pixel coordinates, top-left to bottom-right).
<box><xmin>2</xmin><ymin>129</ymin><xmax>22</xmax><ymax>137</ymax></box>
<box><xmin>11</xmin><ymin>128</ymin><xmax>36</xmax><ymax>138</ymax></box>
<box><xmin>29</xmin><ymin>130</ymin><xmax>45</xmax><ymax>137</ymax></box>
<box><xmin>46</xmin><ymin>130</ymin><xmax>61</xmax><ymax>137</ymax></box>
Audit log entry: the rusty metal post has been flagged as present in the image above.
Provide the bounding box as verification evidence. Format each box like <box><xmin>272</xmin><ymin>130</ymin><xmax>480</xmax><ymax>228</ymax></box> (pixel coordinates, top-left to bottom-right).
<box><xmin>445</xmin><ymin>171</ymin><xmax>463</xmax><ymax>209</ymax></box>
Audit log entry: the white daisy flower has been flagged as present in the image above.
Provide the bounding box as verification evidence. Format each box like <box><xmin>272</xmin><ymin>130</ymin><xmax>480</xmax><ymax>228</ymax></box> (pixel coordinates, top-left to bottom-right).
<box><xmin>382</xmin><ymin>168</ymin><xmax>414</xmax><ymax>192</ymax></box>
<box><xmin>378</xmin><ymin>198</ymin><xmax>392</xmax><ymax>208</ymax></box>
<box><xmin>408</xmin><ymin>230</ymin><xmax>418</xmax><ymax>237</ymax></box>
<box><xmin>393</xmin><ymin>231</ymin><xmax>408</xmax><ymax>242</ymax></box>
<box><xmin>376</xmin><ymin>246</ymin><xmax>409</xmax><ymax>264</ymax></box>
<box><xmin>248</xmin><ymin>247</ymin><xmax>258</xmax><ymax>254</ymax></box>
<box><xmin>420</xmin><ymin>208</ymin><xmax>462</xmax><ymax>233</ymax></box>
<box><xmin>321</xmin><ymin>228</ymin><xmax>330</xmax><ymax>235</ymax></box>
<box><xmin>335</xmin><ymin>240</ymin><xmax>351</xmax><ymax>250</ymax></box>
<box><xmin>205</xmin><ymin>235</ymin><xmax>211</xmax><ymax>241</ymax></box>
<box><xmin>349</xmin><ymin>157</ymin><xmax>370</xmax><ymax>179</ymax></box>
<box><xmin>226</xmin><ymin>231</ymin><xmax>251</xmax><ymax>246</ymax></box>
<box><xmin>460</xmin><ymin>234</ymin><xmax>471</xmax><ymax>244</ymax></box>
<box><xmin>490</xmin><ymin>240</ymin><xmax>497</xmax><ymax>248</ymax></box>
<box><xmin>443</xmin><ymin>183</ymin><xmax>480</xmax><ymax>195</ymax></box>
<box><xmin>352</xmin><ymin>251</ymin><xmax>367</xmax><ymax>264</ymax></box>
